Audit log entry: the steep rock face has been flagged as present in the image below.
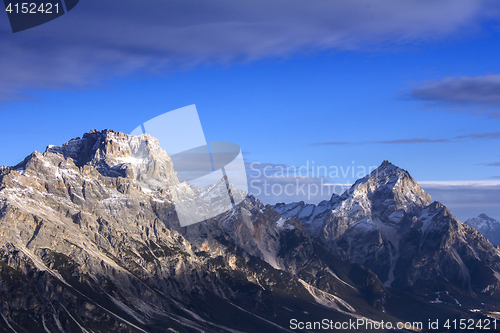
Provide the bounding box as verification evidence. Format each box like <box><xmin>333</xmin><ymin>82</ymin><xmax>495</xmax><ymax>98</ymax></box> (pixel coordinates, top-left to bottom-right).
<box><xmin>181</xmin><ymin>196</ymin><xmax>390</xmax><ymax>316</ymax></box>
<box><xmin>0</xmin><ymin>139</ymin><xmax>211</xmax><ymax>331</ymax></box>
<box><xmin>321</xmin><ymin>161</ymin><xmax>432</xmax><ymax>286</ymax></box>
<box><xmin>392</xmin><ymin>202</ymin><xmax>500</xmax><ymax>293</ymax></box>
<box><xmin>0</xmin><ymin>130</ymin><xmax>392</xmax><ymax>332</ymax></box>
<box><xmin>44</xmin><ymin>129</ymin><xmax>179</xmax><ymax>189</ymax></box>
<box><xmin>183</xmin><ymin>197</ymin><xmax>288</xmax><ymax>270</ymax></box>
<box><xmin>277</xmin><ymin>161</ymin><xmax>500</xmax><ymax>295</ymax></box>
<box><xmin>465</xmin><ymin>214</ymin><xmax>500</xmax><ymax>246</ymax></box>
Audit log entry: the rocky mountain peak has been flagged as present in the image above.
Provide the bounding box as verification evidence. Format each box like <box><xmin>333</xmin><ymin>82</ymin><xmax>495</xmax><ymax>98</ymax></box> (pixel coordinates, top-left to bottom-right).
<box><xmin>479</xmin><ymin>213</ymin><xmax>496</xmax><ymax>221</ymax></box>
<box><xmin>465</xmin><ymin>213</ymin><xmax>500</xmax><ymax>246</ymax></box>
<box><xmin>44</xmin><ymin>129</ymin><xmax>179</xmax><ymax>189</ymax></box>
<box><xmin>275</xmin><ymin>161</ymin><xmax>433</xmax><ymax>237</ymax></box>
<box><xmin>466</xmin><ymin>213</ymin><xmax>499</xmax><ymax>228</ymax></box>
<box><xmin>342</xmin><ymin>160</ymin><xmax>432</xmax><ymax>213</ymax></box>
<box><xmin>328</xmin><ymin>192</ymin><xmax>342</xmax><ymax>205</ymax></box>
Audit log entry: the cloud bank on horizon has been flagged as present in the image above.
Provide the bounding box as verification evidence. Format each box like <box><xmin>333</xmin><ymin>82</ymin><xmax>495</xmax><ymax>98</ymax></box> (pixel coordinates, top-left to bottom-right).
<box><xmin>420</xmin><ymin>181</ymin><xmax>500</xmax><ymax>223</ymax></box>
<box><xmin>311</xmin><ymin>131</ymin><xmax>500</xmax><ymax>146</ymax></box>
<box><xmin>1</xmin><ymin>0</ymin><xmax>499</xmax><ymax>102</ymax></box>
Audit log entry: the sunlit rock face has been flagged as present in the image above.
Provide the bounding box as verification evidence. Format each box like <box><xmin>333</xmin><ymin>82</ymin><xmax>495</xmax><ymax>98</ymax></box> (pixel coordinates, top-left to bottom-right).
<box><xmin>45</xmin><ymin>129</ymin><xmax>179</xmax><ymax>188</ymax></box>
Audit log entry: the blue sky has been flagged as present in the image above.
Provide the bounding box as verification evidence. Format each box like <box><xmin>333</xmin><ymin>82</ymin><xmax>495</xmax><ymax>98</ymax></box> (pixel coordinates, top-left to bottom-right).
<box><xmin>1</xmin><ymin>0</ymin><xmax>499</xmax><ymax>221</ymax></box>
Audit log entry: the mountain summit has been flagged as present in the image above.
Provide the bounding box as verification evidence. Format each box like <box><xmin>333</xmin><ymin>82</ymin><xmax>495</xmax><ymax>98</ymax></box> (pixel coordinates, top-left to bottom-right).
<box><xmin>276</xmin><ymin>160</ymin><xmax>500</xmax><ymax>294</ymax></box>
<box><xmin>45</xmin><ymin>129</ymin><xmax>179</xmax><ymax>188</ymax></box>
<box><xmin>275</xmin><ymin>160</ymin><xmax>431</xmax><ymax>236</ymax></box>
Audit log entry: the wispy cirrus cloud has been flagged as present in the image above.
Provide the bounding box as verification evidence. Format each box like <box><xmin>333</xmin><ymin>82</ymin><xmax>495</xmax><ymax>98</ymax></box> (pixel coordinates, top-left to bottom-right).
<box><xmin>481</xmin><ymin>162</ymin><xmax>500</xmax><ymax>167</ymax></box>
<box><xmin>311</xmin><ymin>131</ymin><xmax>500</xmax><ymax>146</ymax></box>
<box><xmin>1</xmin><ymin>0</ymin><xmax>499</xmax><ymax>101</ymax></box>
<box><xmin>312</xmin><ymin>138</ymin><xmax>450</xmax><ymax>146</ymax></box>
<box><xmin>456</xmin><ymin>131</ymin><xmax>500</xmax><ymax>139</ymax></box>
<box><xmin>375</xmin><ymin>138</ymin><xmax>450</xmax><ymax>144</ymax></box>
<box><xmin>409</xmin><ymin>75</ymin><xmax>500</xmax><ymax>118</ymax></box>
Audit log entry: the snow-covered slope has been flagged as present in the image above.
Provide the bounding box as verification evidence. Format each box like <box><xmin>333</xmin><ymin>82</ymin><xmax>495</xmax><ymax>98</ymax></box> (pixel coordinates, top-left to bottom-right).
<box><xmin>274</xmin><ymin>195</ymin><xmax>341</xmax><ymax>235</ymax></box>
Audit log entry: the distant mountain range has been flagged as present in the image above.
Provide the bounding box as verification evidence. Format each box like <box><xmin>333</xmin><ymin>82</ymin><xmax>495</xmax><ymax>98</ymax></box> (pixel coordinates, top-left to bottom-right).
<box><xmin>465</xmin><ymin>214</ymin><xmax>500</xmax><ymax>246</ymax></box>
<box><xmin>0</xmin><ymin>130</ymin><xmax>499</xmax><ymax>332</ymax></box>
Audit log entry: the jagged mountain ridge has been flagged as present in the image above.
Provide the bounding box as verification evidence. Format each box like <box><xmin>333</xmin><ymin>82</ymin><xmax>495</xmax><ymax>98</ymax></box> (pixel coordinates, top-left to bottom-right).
<box><xmin>0</xmin><ymin>130</ymin><xmax>416</xmax><ymax>333</ymax></box>
<box><xmin>465</xmin><ymin>214</ymin><xmax>500</xmax><ymax>246</ymax></box>
<box><xmin>0</xmin><ymin>130</ymin><xmax>496</xmax><ymax>332</ymax></box>
<box><xmin>275</xmin><ymin>161</ymin><xmax>500</xmax><ymax>295</ymax></box>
